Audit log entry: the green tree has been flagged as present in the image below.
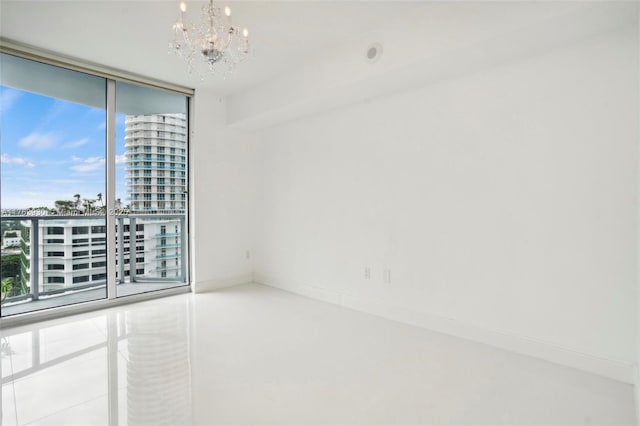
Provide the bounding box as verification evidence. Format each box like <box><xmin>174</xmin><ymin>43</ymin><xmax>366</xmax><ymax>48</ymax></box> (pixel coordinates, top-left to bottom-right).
<box><xmin>1</xmin><ymin>277</ymin><xmax>13</xmax><ymax>303</ymax></box>
<box><xmin>1</xmin><ymin>254</ymin><xmax>21</xmax><ymax>278</ymax></box>
<box><xmin>55</xmin><ymin>200</ymin><xmax>75</xmax><ymax>213</ymax></box>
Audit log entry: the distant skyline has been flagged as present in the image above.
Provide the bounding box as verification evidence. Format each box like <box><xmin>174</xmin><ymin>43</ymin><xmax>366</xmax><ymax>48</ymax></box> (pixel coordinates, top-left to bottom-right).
<box><xmin>0</xmin><ymin>85</ymin><xmax>128</xmax><ymax>209</ymax></box>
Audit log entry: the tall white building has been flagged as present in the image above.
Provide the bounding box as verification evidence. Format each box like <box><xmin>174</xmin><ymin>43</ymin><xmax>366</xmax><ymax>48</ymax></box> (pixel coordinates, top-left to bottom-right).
<box><xmin>124</xmin><ymin>114</ymin><xmax>187</xmax><ymax>213</ymax></box>
<box><xmin>123</xmin><ymin>113</ymin><xmax>188</xmax><ymax>281</ymax></box>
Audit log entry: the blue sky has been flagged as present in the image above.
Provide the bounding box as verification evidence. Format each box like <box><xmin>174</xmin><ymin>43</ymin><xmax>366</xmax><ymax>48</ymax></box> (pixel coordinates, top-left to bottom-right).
<box><xmin>0</xmin><ymin>85</ymin><xmax>128</xmax><ymax>210</ymax></box>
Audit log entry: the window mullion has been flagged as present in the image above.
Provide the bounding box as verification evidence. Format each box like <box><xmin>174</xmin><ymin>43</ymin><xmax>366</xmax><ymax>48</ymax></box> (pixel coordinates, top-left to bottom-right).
<box><xmin>106</xmin><ymin>79</ymin><xmax>117</xmax><ymax>300</ymax></box>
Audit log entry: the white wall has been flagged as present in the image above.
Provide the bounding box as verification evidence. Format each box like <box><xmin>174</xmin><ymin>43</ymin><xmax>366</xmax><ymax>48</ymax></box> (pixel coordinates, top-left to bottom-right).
<box><xmin>190</xmin><ymin>91</ymin><xmax>255</xmax><ymax>292</ymax></box>
<box><xmin>252</xmin><ymin>27</ymin><xmax>639</xmax><ymax>382</ymax></box>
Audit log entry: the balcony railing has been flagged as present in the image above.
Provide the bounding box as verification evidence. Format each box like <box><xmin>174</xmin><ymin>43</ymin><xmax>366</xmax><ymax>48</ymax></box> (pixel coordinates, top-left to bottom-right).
<box><xmin>0</xmin><ymin>214</ymin><xmax>188</xmax><ymax>308</ymax></box>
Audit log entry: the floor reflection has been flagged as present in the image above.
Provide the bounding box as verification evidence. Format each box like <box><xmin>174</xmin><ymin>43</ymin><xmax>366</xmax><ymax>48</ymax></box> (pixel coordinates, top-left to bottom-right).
<box><xmin>125</xmin><ymin>305</ymin><xmax>192</xmax><ymax>426</ymax></box>
<box><xmin>0</xmin><ymin>299</ymin><xmax>192</xmax><ymax>426</ymax></box>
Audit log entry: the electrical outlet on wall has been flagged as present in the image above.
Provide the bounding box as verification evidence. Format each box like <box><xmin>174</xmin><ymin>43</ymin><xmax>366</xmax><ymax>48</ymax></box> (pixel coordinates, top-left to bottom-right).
<box><xmin>364</xmin><ymin>267</ymin><xmax>371</xmax><ymax>280</ymax></box>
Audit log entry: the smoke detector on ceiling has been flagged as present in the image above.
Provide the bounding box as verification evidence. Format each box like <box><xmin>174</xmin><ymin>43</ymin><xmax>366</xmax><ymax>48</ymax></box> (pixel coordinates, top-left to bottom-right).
<box><xmin>365</xmin><ymin>43</ymin><xmax>383</xmax><ymax>63</ymax></box>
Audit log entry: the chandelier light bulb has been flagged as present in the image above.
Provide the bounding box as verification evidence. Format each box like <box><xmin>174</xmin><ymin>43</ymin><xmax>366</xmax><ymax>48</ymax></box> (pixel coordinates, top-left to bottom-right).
<box><xmin>242</xmin><ymin>28</ymin><xmax>248</xmax><ymax>37</ymax></box>
<box><xmin>179</xmin><ymin>2</ymin><xmax>187</xmax><ymax>12</ymax></box>
<box><xmin>224</xmin><ymin>6</ymin><xmax>231</xmax><ymax>17</ymax></box>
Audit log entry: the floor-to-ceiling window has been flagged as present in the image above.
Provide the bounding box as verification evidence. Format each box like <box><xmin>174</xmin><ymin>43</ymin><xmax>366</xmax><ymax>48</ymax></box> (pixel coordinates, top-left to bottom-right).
<box><xmin>114</xmin><ymin>82</ymin><xmax>189</xmax><ymax>298</ymax></box>
<box><xmin>0</xmin><ymin>50</ymin><xmax>191</xmax><ymax>318</ymax></box>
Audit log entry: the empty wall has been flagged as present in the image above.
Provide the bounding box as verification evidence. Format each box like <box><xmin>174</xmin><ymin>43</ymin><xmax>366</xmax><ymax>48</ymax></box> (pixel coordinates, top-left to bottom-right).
<box><xmin>252</xmin><ymin>26</ymin><xmax>639</xmax><ymax>382</ymax></box>
<box><xmin>190</xmin><ymin>91</ymin><xmax>255</xmax><ymax>291</ymax></box>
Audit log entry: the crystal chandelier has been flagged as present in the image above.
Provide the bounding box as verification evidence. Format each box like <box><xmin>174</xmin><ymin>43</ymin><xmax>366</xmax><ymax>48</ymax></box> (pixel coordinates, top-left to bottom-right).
<box><xmin>170</xmin><ymin>0</ymin><xmax>249</xmax><ymax>77</ymax></box>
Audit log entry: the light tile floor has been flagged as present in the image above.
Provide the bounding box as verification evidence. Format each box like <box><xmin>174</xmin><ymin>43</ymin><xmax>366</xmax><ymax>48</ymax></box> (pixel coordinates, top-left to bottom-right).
<box><xmin>0</xmin><ymin>283</ymin><xmax>636</xmax><ymax>425</ymax></box>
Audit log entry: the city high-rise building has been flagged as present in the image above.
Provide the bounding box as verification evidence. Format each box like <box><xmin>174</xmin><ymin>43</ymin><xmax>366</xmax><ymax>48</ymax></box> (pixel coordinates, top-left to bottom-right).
<box><xmin>123</xmin><ymin>113</ymin><xmax>188</xmax><ymax>281</ymax></box>
<box><xmin>124</xmin><ymin>113</ymin><xmax>187</xmax><ymax>213</ymax></box>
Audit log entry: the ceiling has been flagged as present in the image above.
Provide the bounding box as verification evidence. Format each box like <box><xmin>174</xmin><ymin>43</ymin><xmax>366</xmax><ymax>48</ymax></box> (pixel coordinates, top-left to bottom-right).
<box><xmin>0</xmin><ymin>1</ymin><xmax>423</xmax><ymax>94</ymax></box>
<box><xmin>1</xmin><ymin>0</ymin><xmax>637</xmax><ymax>126</ymax></box>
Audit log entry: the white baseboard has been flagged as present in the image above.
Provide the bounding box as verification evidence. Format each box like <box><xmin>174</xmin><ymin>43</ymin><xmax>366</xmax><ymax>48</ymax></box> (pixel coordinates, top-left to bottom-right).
<box><xmin>254</xmin><ymin>273</ymin><xmax>634</xmax><ymax>384</ymax></box>
<box><xmin>193</xmin><ymin>274</ymin><xmax>253</xmax><ymax>293</ymax></box>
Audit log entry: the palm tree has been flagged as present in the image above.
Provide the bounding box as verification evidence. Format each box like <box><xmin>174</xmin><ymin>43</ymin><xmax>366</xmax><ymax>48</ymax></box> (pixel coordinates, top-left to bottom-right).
<box><xmin>96</xmin><ymin>193</ymin><xmax>103</xmax><ymax>207</ymax></box>
<box><xmin>82</xmin><ymin>198</ymin><xmax>95</xmax><ymax>213</ymax></box>
<box><xmin>73</xmin><ymin>194</ymin><xmax>81</xmax><ymax>210</ymax></box>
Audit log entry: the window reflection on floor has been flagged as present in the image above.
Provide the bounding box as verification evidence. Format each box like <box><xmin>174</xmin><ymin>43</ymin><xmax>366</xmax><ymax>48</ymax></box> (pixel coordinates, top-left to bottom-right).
<box><xmin>0</xmin><ymin>300</ymin><xmax>192</xmax><ymax>425</ymax></box>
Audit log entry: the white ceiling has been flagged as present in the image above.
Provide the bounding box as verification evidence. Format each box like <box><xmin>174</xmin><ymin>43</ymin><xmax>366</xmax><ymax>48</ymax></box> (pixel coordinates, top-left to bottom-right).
<box><xmin>0</xmin><ymin>1</ymin><xmax>423</xmax><ymax>94</ymax></box>
<box><xmin>1</xmin><ymin>0</ymin><xmax>637</xmax><ymax>125</ymax></box>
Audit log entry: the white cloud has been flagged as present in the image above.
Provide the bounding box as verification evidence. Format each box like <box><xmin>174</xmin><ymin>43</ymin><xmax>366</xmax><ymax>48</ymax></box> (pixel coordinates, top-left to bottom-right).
<box><xmin>1</xmin><ymin>153</ymin><xmax>35</xmax><ymax>168</ymax></box>
<box><xmin>63</xmin><ymin>138</ymin><xmax>89</xmax><ymax>148</ymax></box>
<box><xmin>19</xmin><ymin>132</ymin><xmax>58</xmax><ymax>150</ymax></box>
<box><xmin>115</xmin><ymin>154</ymin><xmax>126</xmax><ymax>164</ymax></box>
<box><xmin>0</xmin><ymin>89</ymin><xmax>21</xmax><ymax>114</ymax></box>
<box><xmin>70</xmin><ymin>156</ymin><xmax>105</xmax><ymax>173</ymax></box>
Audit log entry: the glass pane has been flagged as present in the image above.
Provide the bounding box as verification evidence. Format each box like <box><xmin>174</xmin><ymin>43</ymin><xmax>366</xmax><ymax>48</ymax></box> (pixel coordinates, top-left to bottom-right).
<box><xmin>114</xmin><ymin>82</ymin><xmax>188</xmax><ymax>297</ymax></box>
<box><xmin>0</xmin><ymin>54</ymin><xmax>107</xmax><ymax>316</ymax></box>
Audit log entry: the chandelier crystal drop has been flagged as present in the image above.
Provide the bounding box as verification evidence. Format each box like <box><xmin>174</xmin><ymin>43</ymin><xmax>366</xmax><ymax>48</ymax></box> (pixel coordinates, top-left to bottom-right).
<box><xmin>170</xmin><ymin>0</ymin><xmax>250</xmax><ymax>78</ymax></box>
